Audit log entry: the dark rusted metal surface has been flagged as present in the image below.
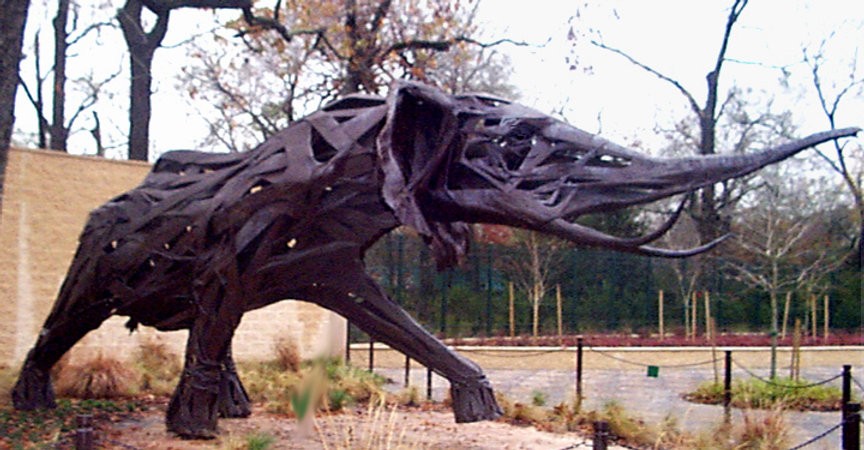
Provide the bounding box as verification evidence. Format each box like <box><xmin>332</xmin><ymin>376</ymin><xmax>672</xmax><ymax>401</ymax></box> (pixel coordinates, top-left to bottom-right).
<box><xmin>11</xmin><ymin>81</ymin><xmax>858</xmax><ymax>438</ymax></box>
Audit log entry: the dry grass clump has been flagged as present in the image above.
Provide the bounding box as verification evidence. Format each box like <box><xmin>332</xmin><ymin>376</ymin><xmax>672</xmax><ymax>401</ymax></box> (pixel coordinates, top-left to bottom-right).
<box><xmin>495</xmin><ymin>392</ymin><xmax>548</xmax><ymax>425</ymax></box>
<box><xmin>0</xmin><ymin>365</ymin><xmax>15</xmax><ymax>407</ymax></box>
<box><xmin>735</xmin><ymin>407</ymin><xmax>789</xmax><ymax>450</ymax></box>
<box><xmin>395</xmin><ymin>386</ymin><xmax>422</xmax><ymax>407</ymax></box>
<box><xmin>134</xmin><ymin>340</ymin><xmax>181</xmax><ymax>395</ymax></box>
<box><xmin>274</xmin><ymin>339</ymin><xmax>302</xmax><ymax>372</ymax></box>
<box><xmin>316</xmin><ymin>396</ymin><xmax>429</xmax><ymax>450</ymax></box>
<box><xmin>54</xmin><ymin>354</ymin><xmax>138</xmax><ymax>399</ymax></box>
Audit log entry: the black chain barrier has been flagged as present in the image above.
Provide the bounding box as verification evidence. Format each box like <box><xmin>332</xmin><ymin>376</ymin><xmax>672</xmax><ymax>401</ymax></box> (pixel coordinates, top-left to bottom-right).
<box><xmin>731</xmin><ymin>359</ymin><xmax>843</xmax><ymax>389</ymax></box>
<box><xmin>586</xmin><ymin>345</ymin><xmax>721</xmax><ymax>369</ymax></box>
<box><xmin>468</xmin><ymin>347</ymin><xmax>570</xmax><ymax>358</ymax></box>
<box><xmin>851</xmin><ymin>374</ymin><xmax>864</xmax><ymax>393</ymax></box>
<box><xmin>556</xmin><ymin>438</ymin><xmax>592</xmax><ymax>449</ymax></box>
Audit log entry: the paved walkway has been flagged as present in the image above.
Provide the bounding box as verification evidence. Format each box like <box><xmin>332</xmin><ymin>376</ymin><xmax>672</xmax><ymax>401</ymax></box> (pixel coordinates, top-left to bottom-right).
<box><xmin>377</xmin><ymin>365</ymin><xmax>855</xmax><ymax>450</ymax></box>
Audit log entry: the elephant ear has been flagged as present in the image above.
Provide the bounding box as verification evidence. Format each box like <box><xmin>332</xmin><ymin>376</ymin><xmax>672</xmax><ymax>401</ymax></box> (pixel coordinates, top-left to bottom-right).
<box><xmin>377</xmin><ymin>81</ymin><xmax>471</xmax><ymax>269</ymax></box>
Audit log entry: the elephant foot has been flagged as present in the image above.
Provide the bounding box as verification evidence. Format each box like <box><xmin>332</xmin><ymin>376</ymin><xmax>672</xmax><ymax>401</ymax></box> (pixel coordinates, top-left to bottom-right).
<box><xmin>12</xmin><ymin>364</ymin><xmax>57</xmax><ymax>410</ymax></box>
<box><xmin>218</xmin><ymin>369</ymin><xmax>251</xmax><ymax>418</ymax></box>
<box><xmin>450</xmin><ymin>377</ymin><xmax>502</xmax><ymax>423</ymax></box>
<box><xmin>166</xmin><ymin>367</ymin><xmax>220</xmax><ymax>439</ymax></box>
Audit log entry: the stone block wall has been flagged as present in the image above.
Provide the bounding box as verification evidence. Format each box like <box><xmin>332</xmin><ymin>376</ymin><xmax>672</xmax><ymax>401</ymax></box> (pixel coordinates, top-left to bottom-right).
<box><xmin>0</xmin><ymin>148</ymin><xmax>345</xmax><ymax>369</ymax></box>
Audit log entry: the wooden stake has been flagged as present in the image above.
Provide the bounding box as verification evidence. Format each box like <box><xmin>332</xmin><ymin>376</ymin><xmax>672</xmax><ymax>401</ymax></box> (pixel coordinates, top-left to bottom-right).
<box><xmin>556</xmin><ymin>284</ymin><xmax>563</xmax><ymax>341</ymax></box>
<box><xmin>781</xmin><ymin>291</ymin><xmax>792</xmax><ymax>339</ymax></box>
<box><xmin>691</xmin><ymin>291</ymin><xmax>698</xmax><ymax>339</ymax></box>
<box><xmin>658</xmin><ymin>290</ymin><xmax>664</xmax><ymax>340</ymax></box>
<box><xmin>823</xmin><ymin>295</ymin><xmax>829</xmax><ymax>340</ymax></box>
<box><xmin>791</xmin><ymin>318</ymin><xmax>802</xmax><ymax>381</ymax></box>
<box><xmin>810</xmin><ymin>295</ymin><xmax>818</xmax><ymax>338</ymax></box>
<box><xmin>710</xmin><ymin>317</ymin><xmax>719</xmax><ymax>384</ymax></box>
<box><xmin>508</xmin><ymin>282</ymin><xmax>515</xmax><ymax>338</ymax></box>
<box><xmin>704</xmin><ymin>291</ymin><xmax>711</xmax><ymax>341</ymax></box>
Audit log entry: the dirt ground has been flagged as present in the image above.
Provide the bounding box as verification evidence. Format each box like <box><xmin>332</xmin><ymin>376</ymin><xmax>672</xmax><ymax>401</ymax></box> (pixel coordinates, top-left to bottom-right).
<box><xmin>92</xmin><ymin>403</ymin><xmax>616</xmax><ymax>450</ymax></box>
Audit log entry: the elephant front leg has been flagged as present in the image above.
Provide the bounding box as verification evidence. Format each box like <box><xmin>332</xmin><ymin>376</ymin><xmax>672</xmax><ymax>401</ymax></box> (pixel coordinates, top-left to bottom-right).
<box><xmin>319</xmin><ymin>275</ymin><xmax>502</xmax><ymax>423</ymax></box>
<box><xmin>218</xmin><ymin>348</ymin><xmax>251</xmax><ymax>418</ymax></box>
<box><xmin>167</xmin><ymin>274</ymin><xmax>243</xmax><ymax>438</ymax></box>
<box><xmin>166</xmin><ymin>356</ymin><xmax>221</xmax><ymax>439</ymax></box>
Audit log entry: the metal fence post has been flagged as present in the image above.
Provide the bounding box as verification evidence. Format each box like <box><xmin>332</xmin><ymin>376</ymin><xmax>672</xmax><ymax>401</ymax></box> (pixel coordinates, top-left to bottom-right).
<box><xmin>75</xmin><ymin>414</ymin><xmax>93</xmax><ymax>450</ymax></box>
<box><xmin>842</xmin><ymin>402</ymin><xmax>861</xmax><ymax>450</ymax></box>
<box><xmin>576</xmin><ymin>337</ymin><xmax>583</xmax><ymax>402</ymax></box>
<box><xmin>426</xmin><ymin>368</ymin><xmax>433</xmax><ymax>401</ymax></box>
<box><xmin>841</xmin><ymin>365</ymin><xmax>859</xmax><ymax>450</ymax></box>
<box><xmin>723</xmin><ymin>350</ymin><xmax>732</xmax><ymax>420</ymax></box>
<box><xmin>404</xmin><ymin>355</ymin><xmax>410</xmax><ymax>387</ymax></box>
<box><xmin>368</xmin><ymin>338</ymin><xmax>374</xmax><ymax>373</ymax></box>
<box><xmin>345</xmin><ymin>322</ymin><xmax>351</xmax><ymax>364</ymax></box>
<box><xmin>593</xmin><ymin>420</ymin><xmax>609</xmax><ymax>450</ymax></box>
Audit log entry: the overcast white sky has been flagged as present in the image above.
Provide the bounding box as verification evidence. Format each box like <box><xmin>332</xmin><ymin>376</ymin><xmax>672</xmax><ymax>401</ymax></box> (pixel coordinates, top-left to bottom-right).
<box><xmin>15</xmin><ymin>0</ymin><xmax>864</xmax><ymax>158</ymax></box>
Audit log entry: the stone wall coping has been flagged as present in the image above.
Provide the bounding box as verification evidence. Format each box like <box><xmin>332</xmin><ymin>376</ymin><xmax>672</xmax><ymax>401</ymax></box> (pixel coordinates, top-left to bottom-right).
<box><xmin>349</xmin><ymin>343</ymin><xmax>864</xmax><ymax>353</ymax></box>
<box><xmin>11</xmin><ymin>147</ymin><xmax>152</xmax><ymax>169</ymax></box>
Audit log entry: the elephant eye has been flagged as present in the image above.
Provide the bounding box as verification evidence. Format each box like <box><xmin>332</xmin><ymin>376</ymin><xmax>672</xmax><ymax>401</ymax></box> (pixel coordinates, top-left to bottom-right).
<box><xmin>587</xmin><ymin>154</ymin><xmax>632</xmax><ymax>168</ymax></box>
<box><xmin>506</xmin><ymin>122</ymin><xmax>536</xmax><ymax>141</ymax></box>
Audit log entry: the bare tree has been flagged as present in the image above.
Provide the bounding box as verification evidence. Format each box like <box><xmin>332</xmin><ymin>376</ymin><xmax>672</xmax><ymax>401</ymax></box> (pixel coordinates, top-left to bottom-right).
<box><xmin>499</xmin><ymin>230</ymin><xmax>568</xmax><ymax>337</ymax></box>
<box><xmin>117</xmin><ymin>0</ymin><xmax>254</xmax><ymax>160</ymax></box>
<box><xmin>0</xmin><ymin>0</ymin><xmax>32</xmax><ymax>212</ymax></box>
<box><xmin>578</xmin><ymin>0</ymin><xmax>749</xmax><ymax>244</ymax></box>
<box><xmin>17</xmin><ymin>1</ymin><xmax>119</xmax><ymax>153</ymax></box>
<box><xmin>725</xmin><ymin>166</ymin><xmax>848</xmax><ymax>377</ymax></box>
<box><xmin>803</xmin><ymin>38</ymin><xmax>864</xmax><ymax>288</ymax></box>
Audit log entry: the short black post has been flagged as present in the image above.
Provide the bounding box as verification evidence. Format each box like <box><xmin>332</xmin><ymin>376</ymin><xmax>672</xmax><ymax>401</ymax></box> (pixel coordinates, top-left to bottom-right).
<box><xmin>75</xmin><ymin>414</ymin><xmax>93</xmax><ymax>450</ymax></box>
<box><xmin>576</xmin><ymin>337</ymin><xmax>584</xmax><ymax>402</ymax></box>
<box><xmin>368</xmin><ymin>338</ymin><xmax>375</xmax><ymax>373</ymax></box>
<box><xmin>842</xmin><ymin>402</ymin><xmax>861</xmax><ymax>450</ymax></box>
<box><xmin>593</xmin><ymin>420</ymin><xmax>609</xmax><ymax>450</ymax></box>
<box><xmin>426</xmin><ymin>368</ymin><xmax>433</xmax><ymax>401</ymax></box>
<box><xmin>842</xmin><ymin>365</ymin><xmax>852</xmax><ymax>405</ymax></box>
<box><xmin>404</xmin><ymin>355</ymin><xmax>411</xmax><ymax>387</ymax></box>
<box><xmin>841</xmin><ymin>365</ymin><xmax>858</xmax><ymax>450</ymax></box>
<box><xmin>723</xmin><ymin>350</ymin><xmax>732</xmax><ymax>419</ymax></box>
<box><xmin>345</xmin><ymin>322</ymin><xmax>351</xmax><ymax>363</ymax></box>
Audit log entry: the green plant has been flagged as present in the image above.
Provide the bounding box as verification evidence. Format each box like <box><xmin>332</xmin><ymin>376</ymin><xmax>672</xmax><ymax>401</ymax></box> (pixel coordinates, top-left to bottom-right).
<box><xmin>328</xmin><ymin>388</ymin><xmax>354</xmax><ymax>411</ymax></box>
<box><xmin>686</xmin><ymin>377</ymin><xmax>845</xmax><ymax>411</ymax></box>
<box><xmin>246</xmin><ymin>432</ymin><xmax>277</xmax><ymax>450</ymax></box>
<box><xmin>531</xmin><ymin>389</ymin><xmax>548</xmax><ymax>407</ymax></box>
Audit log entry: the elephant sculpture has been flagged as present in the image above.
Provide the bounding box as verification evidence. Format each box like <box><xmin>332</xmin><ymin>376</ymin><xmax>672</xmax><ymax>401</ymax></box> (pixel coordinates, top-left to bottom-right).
<box><xmin>12</xmin><ymin>81</ymin><xmax>858</xmax><ymax>438</ymax></box>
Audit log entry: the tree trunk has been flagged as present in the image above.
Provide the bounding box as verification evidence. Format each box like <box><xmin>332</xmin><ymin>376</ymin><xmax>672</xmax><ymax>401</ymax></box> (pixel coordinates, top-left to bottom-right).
<box><xmin>118</xmin><ymin>0</ymin><xmax>169</xmax><ymax>162</ymax></box>
<box><xmin>50</xmin><ymin>0</ymin><xmax>69</xmax><ymax>151</ymax></box>
<box><xmin>0</xmin><ymin>0</ymin><xmax>32</xmax><ymax>212</ymax></box>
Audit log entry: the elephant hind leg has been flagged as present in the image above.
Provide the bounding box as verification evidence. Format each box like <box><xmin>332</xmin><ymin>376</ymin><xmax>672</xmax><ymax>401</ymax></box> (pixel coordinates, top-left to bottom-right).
<box><xmin>12</xmin><ymin>309</ymin><xmax>111</xmax><ymax>410</ymax></box>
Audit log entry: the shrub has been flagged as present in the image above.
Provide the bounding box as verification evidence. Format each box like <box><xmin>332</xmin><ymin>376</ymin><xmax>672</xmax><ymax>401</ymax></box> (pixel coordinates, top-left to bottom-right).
<box><xmin>686</xmin><ymin>377</ymin><xmax>845</xmax><ymax>411</ymax></box>
<box><xmin>55</xmin><ymin>355</ymin><xmax>138</xmax><ymax>399</ymax></box>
